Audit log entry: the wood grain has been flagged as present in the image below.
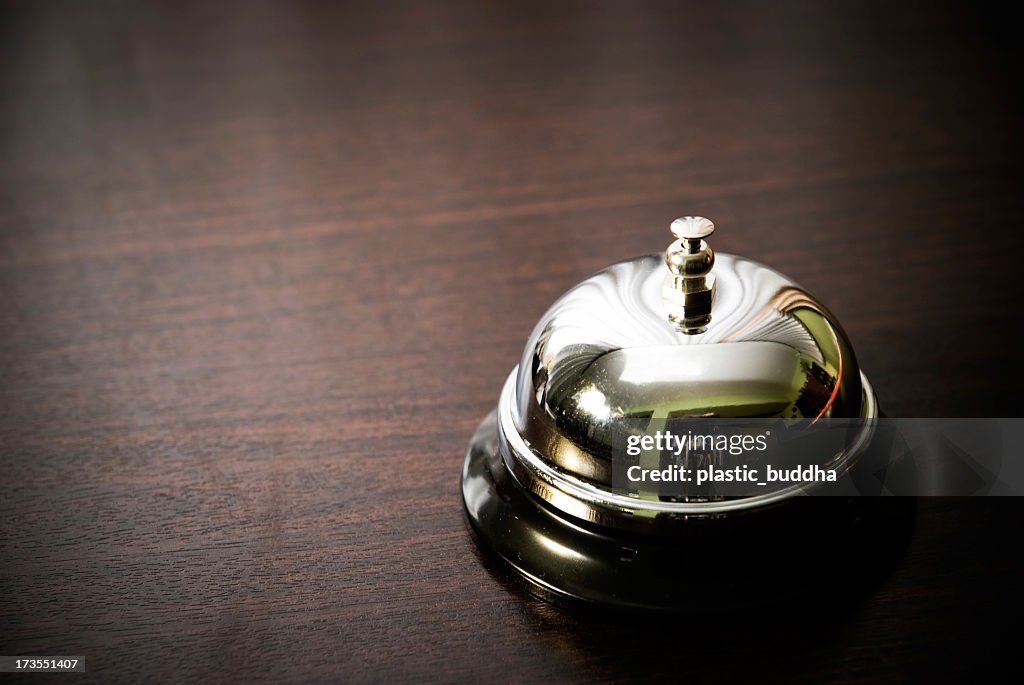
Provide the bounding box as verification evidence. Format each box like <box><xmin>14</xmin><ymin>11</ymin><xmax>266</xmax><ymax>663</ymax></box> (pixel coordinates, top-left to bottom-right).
<box><xmin>1</xmin><ymin>1</ymin><xmax>1021</xmax><ymax>681</ymax></box>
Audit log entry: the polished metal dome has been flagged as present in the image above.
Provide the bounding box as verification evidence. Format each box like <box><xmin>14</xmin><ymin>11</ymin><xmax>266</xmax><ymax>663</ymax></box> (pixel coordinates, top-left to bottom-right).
<box><xmin>491</xmin><ymin>216</ymin><xmax>876</xmax><ymax>526</ymax></box>
<box><xmin>514</xmin><ymin>224</ymin><xmax>868</xmax><ymax>471</ymax></box>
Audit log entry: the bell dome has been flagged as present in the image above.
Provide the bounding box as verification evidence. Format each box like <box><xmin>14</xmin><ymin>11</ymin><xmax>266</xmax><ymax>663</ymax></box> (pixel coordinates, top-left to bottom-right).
<box><xmin>511</xmin><ymin>221</ymin><xmax>871</xmax><ymax>488</ymax></box>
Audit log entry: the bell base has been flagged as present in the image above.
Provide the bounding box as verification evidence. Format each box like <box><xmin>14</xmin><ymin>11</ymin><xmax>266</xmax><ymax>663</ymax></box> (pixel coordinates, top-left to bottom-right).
<box><xmin>462</xmin><ymin>410</ymin><xmax>915</xmax><ymax>614</ymax></box>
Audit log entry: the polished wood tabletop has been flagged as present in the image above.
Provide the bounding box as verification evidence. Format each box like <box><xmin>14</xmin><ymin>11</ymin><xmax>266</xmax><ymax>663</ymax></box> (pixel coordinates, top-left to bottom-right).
<box><xmin>1</xmin><ymin>1</ymin><xmax>1021</xmax><ymax>681</ymax></box>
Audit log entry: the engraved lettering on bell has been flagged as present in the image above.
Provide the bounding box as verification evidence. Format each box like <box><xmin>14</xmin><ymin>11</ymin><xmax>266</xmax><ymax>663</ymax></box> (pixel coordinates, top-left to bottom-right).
<box><xmin>663</xmin><ymin>215</ymin><xmax>717</xmax><ymax>334</ymax></box>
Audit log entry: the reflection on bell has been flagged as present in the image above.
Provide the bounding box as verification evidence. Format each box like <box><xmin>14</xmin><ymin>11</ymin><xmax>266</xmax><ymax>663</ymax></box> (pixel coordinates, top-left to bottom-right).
<box><xmin>461</xmin><ymin>216</ymin><xmax>912</xmax><ymax>612</ymax></box>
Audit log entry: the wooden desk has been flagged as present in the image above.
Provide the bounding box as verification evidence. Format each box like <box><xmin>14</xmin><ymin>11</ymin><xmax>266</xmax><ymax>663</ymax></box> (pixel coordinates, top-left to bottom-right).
<box><xmin>1</xmin><ymin>1</ymin><xmax>1020</xmax><ymax>681</ymax></box>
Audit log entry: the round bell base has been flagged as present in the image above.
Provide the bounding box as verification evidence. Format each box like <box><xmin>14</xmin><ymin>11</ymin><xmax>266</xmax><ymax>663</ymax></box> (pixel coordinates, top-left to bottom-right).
<box><xmin>462</xmin><ymin>410</ymin><xmax>915</xmax><ymax>614</ymax></box>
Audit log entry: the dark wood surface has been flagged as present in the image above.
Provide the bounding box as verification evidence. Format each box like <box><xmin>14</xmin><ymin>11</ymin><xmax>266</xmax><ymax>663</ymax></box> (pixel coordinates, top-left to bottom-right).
<box><xmin>1</xmin><ymin>1</ymin><xmax>1021</xmax><ymax>682</ymax></box>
